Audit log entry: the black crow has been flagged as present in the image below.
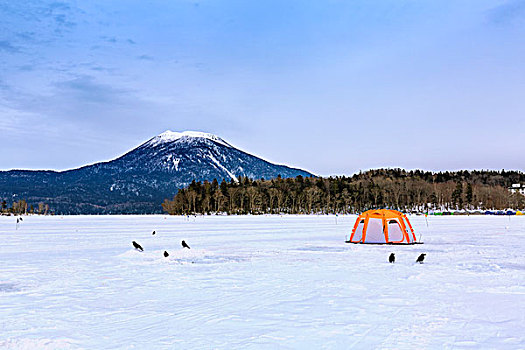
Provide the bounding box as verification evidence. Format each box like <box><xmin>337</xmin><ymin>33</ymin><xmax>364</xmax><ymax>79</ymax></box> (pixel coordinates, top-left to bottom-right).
<box><xmin>416</xmin><ymin>253</ymin><xmax>426</xmax><ymax>264</ymax></box>
<box><xmin>152</xmin><ymin>230</ymin><xmax>156</xmax><ymax>235</ymax></box>
<box><xmin>132</xmin><ymin>241</ymin><xmax>144</xmax><ymax>252</ymax></box>
<box><xmin>163</xmin><ymin>251</ymin><xmax>169</xmax><ymax>257</ymax></box>
<box><xmin>182</xmin><ymin>240</ymin><xmax>190</xmax><ymax>249</ymax></box>
<box><xmin>389</xmin><ymin>253</ymin><xmax>395</xmax><ymax>263</ymax></box>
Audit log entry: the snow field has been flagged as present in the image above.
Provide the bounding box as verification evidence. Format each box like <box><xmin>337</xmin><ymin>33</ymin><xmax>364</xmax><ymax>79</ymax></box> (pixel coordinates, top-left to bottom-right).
<box><xmin>1</xmin><ymin>215</ymin><xmax>524</xmax><ymax>349</ymax></box>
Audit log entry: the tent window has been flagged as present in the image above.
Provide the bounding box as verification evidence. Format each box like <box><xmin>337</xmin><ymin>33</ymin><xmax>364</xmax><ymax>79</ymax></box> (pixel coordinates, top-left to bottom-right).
<box><xmin>359</xmin><ymin>219</ymin><xmax>364</xmax><ymax>224</ymax></box>
<box><xmin>365</xmin><ymin>218</ymin><xmax>386</xmax><ymax>243</ymax></box>
<box><xmin>387</xmin><ymin>220</ymin><xmax>403</xmax><ymax>242</ymax></box>
<box><xmin>353</xmin><ymin>221</ymin><xmax>365</xmax><ymax>241</ymax></box>
<box><xmin>402</xmin><ymin>218</ymin><xmax>414</xmax><ymax>242</ymax></box>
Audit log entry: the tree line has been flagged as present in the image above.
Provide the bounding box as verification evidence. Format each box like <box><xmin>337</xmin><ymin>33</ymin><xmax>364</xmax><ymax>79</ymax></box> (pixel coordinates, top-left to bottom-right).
<box><xmin>162</xmin><ymin>169</ymin><xmax>525</xmax><ymax>215</ymax></box>
<box><xmin>0</xmin><ymin>200</ymin><xmax>50</xmax><ymax>215</ymax></box>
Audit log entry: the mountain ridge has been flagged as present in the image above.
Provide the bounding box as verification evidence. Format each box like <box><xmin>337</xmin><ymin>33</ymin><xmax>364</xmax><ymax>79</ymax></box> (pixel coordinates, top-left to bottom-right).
<box><xmin>0</xmin><ymin>131</ymin><xmax>314</xmax><ymax>214</ymax></box>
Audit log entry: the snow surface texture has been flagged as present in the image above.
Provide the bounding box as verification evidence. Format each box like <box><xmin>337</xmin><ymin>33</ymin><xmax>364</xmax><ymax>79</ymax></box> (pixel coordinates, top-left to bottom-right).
<box><xmin>145</xmin><ymin>130</ymin><xmax>232</xmax><ymax>148</ymax></box>
<box><xmin>1</xmin><ymin>215</ymin><xmax>524</xmax><ymax>349</ymax></box>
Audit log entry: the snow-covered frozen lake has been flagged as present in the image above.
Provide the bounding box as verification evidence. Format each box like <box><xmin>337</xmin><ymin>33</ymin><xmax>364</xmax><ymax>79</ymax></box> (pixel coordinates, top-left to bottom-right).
<box><xmin>1</xmin><ymin>214</ymin><xmax>524</xmax><ymax>349</ymax></box>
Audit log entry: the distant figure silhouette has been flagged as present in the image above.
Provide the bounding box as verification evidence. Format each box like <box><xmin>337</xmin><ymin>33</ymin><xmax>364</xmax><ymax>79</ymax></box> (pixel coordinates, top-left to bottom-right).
<box><xmin>182</xmin><ymin>240</ymin><xmax>190</xmax><ymax>249</ymax></box>
<box><xmin>152</xmin><ymin>230</ymin><xmax>156</xmax><ymax>235</ymax></box>
<box><xmin>19</xmin><ymin>217</ymin><xmax>23</xmax><ymax>222</ymax></box>
<box><xmin>163</xmin><ymin>251</ymin><xmax>169</xmax><ymax>257</ymax></box>
<box><xmin>416</xmin><ymin>253</ymin><xmax>426</xmax><ymax>264</ymax></box>
<box><xmin>389</xmin><ymin>253</ymin><xmax>395</xmax><ymax>263</ymax></box>
<box><xmin>132</xmin><ymin>241</ymin><xmax>144</xmax><ymax>252</ymax></box>
<box><xmin>16</xmin><ymin>218</ymin><xmax>19</xmax><ymax>224</ymax></box>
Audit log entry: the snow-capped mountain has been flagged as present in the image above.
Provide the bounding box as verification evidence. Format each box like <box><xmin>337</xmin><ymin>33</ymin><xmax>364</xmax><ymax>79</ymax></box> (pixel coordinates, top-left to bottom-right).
<box><xmin>0</xmin><ymin>131</ymin><xmax>314</xmax><ymax>214</ymax></box>
<box><xmin>114</xmin><ymin>130</ymin><xmax>310</xmax><ymax>181</ymax></box>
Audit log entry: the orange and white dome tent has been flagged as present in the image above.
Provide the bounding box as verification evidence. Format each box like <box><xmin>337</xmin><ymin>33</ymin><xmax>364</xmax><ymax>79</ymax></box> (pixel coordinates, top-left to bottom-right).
<box><xmin>346</xmin><ymin>209</ymin><xmax>419</xmax><ymax>244</ymax></box>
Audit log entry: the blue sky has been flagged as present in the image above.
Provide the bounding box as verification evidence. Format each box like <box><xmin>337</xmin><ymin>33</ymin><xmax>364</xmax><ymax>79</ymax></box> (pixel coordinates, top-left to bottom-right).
<box><xmin>1</xmin><ymin>0</ymin><xmax>524</xmax><ymax>176</ymax></box>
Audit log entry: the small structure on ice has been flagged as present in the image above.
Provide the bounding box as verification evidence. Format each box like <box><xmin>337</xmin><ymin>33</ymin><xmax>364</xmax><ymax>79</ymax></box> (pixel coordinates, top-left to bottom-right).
<box><xmin>346</xmin><ymin>209</ymin><xmax>420</xmax><ymax>245</ymax></box>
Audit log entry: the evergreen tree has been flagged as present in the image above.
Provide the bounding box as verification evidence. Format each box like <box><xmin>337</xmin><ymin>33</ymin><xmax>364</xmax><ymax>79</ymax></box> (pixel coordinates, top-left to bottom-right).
<box><xmin>466</xmin><ymin>183</ymin><xmax>473</xmax><ymax>208</ymax></box>
<box><xmin>451</xmin><ymin>182</ymin><xmax>463</xmax><ymax>209</ymax></box>
<box><xmin>162</xmin><ymin>170</ymin><xmax>522</xmax><ymax>215</ymax></box>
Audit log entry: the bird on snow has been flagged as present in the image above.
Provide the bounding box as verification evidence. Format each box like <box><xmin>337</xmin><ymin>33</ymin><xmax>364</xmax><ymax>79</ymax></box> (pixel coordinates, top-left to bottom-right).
<box><xmin>132</xmin><ymin>241</ymin><xmax>144</xmax><ymax>252</ymax></box>
<box><xmin>416</xmin><ymin>253</ymin><xmax>426</xmax><ymax>264</ymax></box>
<box><xmin>389</xmin><ymin>253</ymin><xmax>395</xmax><ymax>263</ymax></box>
<box><xmin>19</xmin><ymin>217</ymin><xmax>23</xmax><ymax>221</ymax></box>
<box><xmin>163</xmin><ymin>251</ymin><xmax>169</xmax><ymax>257</ymax></box>
<box><xmin>181</xmin><ymin>240</ymin><xmax>191</xmax><ymax>249</ymax></box>
<box><xmin>152</xmin><ymin>230</ymin><xmax>156</xmax><ymax>235</ymax></box>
